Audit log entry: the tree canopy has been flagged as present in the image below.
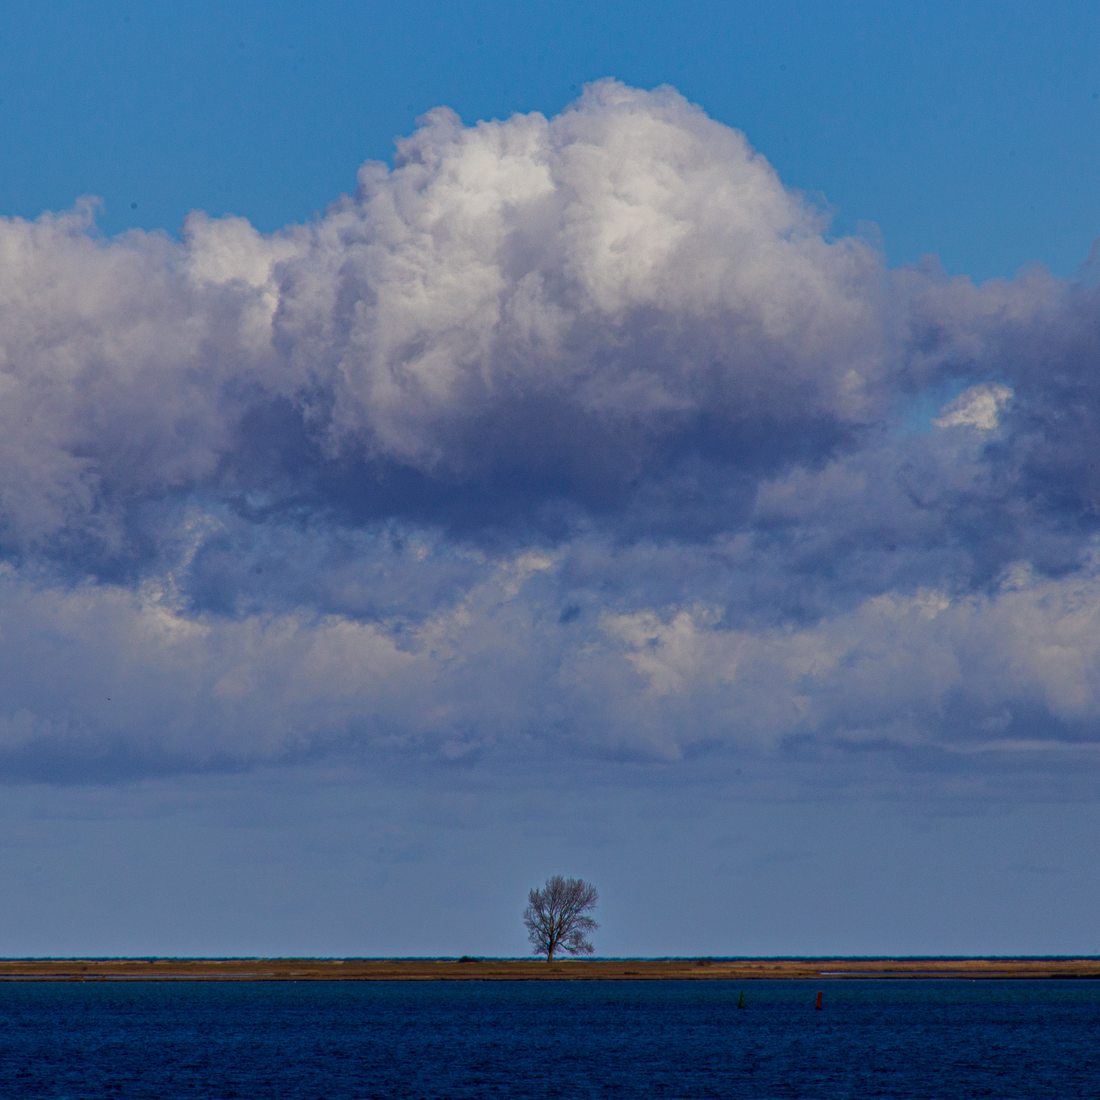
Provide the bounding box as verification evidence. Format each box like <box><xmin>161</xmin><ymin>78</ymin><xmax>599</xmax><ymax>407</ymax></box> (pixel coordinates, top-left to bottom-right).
<box><xmin>523</xmin><ymin>875</ymin><xmax>599</xmax><ymax>962</ymax></box>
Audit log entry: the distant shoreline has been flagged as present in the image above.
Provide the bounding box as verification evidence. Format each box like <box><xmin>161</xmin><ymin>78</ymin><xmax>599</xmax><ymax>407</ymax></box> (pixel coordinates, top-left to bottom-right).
<box><xmin>1</xmin><ymin>958</ymin><xmax>1098</xmax><ymax>981</ymax></box>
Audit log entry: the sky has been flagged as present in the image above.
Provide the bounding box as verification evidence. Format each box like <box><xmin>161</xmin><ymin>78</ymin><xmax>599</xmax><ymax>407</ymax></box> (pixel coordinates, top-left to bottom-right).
<box><xmin>1</xmin><ymin>0</ymin><xmax>1100</xmax><ymax>957</ymax></box>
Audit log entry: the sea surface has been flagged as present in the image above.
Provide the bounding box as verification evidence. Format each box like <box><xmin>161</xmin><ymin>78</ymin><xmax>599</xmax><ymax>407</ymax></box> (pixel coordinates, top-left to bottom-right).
<box><xmin>1</xmin><ymin>978</ymin><xmax>1098</xmax><ymax>1098</ymax></box>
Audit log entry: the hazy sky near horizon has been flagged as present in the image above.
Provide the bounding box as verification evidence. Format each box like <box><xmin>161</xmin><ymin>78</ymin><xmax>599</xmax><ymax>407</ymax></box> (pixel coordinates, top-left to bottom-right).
<box><xmin>2</xmin><ymin>1</ymin><xmax>1100</xmax><ymax>957</ymax></box>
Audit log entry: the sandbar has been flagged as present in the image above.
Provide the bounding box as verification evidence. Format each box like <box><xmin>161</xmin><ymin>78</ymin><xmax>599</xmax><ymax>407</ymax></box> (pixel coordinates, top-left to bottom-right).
<box><xmin>0</xmin><ymin>958</ymin><xmax>1097</xmax><ymax>981</ymax></box>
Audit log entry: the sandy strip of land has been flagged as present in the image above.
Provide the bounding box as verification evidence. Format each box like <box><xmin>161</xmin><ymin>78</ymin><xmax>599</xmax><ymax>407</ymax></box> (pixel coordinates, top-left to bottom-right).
<box><xmin>0</xmin><ymin>958</ymin><xmax>1097</xmax><ymax>981</ymax></box>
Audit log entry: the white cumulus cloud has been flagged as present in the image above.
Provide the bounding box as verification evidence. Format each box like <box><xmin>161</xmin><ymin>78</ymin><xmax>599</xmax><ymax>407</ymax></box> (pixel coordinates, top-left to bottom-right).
<box><xmin>2</xmin><ymin>81</ymin><xmax>1100</xmax><ymax>791</ymax></box>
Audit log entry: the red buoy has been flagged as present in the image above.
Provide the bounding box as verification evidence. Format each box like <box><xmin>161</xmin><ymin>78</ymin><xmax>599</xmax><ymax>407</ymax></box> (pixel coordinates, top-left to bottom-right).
<box><xmin>815</xmin><ymin>990</ymin><xmax>823</xmax><ymax>1010</ymax></box>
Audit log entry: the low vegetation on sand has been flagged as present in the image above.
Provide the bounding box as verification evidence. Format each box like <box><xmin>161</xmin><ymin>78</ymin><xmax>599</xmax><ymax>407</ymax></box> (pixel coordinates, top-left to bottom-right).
<box><xmin>0</xmin><ymin>958</ymin><xmax>1098</xmax><ymax>981</ymax></box>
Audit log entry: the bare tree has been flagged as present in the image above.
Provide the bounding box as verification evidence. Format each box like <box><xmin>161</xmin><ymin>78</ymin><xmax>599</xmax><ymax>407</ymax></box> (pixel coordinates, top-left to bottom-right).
<box><xmin>523</xmin><ymin>875</ymin><xmax>599</xmax><ymax>962</ymax></box>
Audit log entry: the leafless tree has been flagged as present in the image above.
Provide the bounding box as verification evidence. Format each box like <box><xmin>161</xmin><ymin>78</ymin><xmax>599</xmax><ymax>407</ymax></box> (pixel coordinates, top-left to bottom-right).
<box><xmin>523</xmin><ymin>875</ymin><xmax>599</xmax><ymax>962</ymax></box>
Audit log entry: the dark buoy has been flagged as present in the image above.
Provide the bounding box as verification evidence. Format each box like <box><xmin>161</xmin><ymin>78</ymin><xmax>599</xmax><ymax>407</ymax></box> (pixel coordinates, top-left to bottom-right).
<box><xmin>815</xmin><ymin>990</ymin><xmax>823</xmax><ymax>1010</ymax></box>
<box><xmin>737</xmin><ymin>990</ymin><xmax>746</xmax><ymax>1009</ymax></box>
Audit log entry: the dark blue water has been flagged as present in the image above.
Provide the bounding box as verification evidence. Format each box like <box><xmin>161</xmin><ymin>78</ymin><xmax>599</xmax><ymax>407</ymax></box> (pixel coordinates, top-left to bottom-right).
<box><xmin>1</xmin><ymin>980</ymin><xmax>1098</xmax><ymax>1098</ymax></box>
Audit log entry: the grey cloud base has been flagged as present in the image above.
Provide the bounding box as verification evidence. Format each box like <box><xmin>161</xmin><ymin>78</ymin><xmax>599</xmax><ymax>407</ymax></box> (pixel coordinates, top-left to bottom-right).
<box><xmin>2</xmin><ymin>81</ymin><xmax>1099</xmax><ymax>789</ymax></box>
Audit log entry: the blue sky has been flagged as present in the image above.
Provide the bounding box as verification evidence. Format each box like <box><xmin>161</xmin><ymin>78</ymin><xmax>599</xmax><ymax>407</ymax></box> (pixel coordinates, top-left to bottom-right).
<box><xmin>2</xmin><ymin>1</ymin><xmax>1100</xmax><ymax>957</ymax></box>
<box><xmin>6</xmin><ymin>1</ymin><xmax>1099</xmax><ymax>280</ymax></box>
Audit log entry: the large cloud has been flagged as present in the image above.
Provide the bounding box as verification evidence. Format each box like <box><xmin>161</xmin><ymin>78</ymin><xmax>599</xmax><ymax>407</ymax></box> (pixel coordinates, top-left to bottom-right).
<box><xmin>276</xmin><ymin>82</ymin><xmax>889</xmax><ymax>484</ymax></box>
<box><xmin>0</xmin><ymin>81</ymin><xmax>890</xmax><ymax>557</ymax></box>
<box><xmin>2</xmin><ymin>80</ymin><xmax>1099</xmax><ymax>787</ymax></box>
